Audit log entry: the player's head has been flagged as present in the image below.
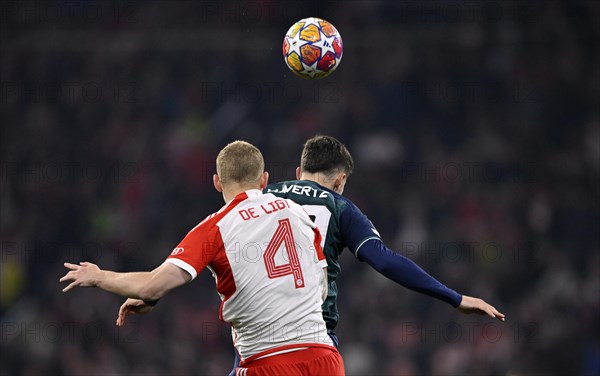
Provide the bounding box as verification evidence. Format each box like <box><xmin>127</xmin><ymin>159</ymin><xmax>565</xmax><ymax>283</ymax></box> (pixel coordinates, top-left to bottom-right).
<box><xmin>297</xmin><ymin>135</ymin><xmax>354</xmax><ymax>194</ymax></box>
<box><xmin>214</xmin><ymin>141</ymin><xmax>269</xmax><ymax>200</ymax></box>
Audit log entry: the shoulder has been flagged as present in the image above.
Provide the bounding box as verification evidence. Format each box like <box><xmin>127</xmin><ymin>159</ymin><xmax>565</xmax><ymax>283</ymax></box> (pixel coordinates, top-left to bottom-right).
<box><xmin>186</xmin><ymin>195</ymin><xmax>247</xmax><ymax>237</ymax></box>
<box><xmin>182</xmin><ymin>213</ymin><xmax>220</xmax><ymax>244</ymax></box>
<box><xmin>336</xmin><ymin>194</ymin><xmax>376</xmax><ymax>230</ymax></box>
<box><xmin>337</xmin><ymin>194</ymin><xmax>363</xmax><ymax>215</ymax></box>
<box><xmin>323</xmin><ymin>189</ymin><xmax>363</xmax><ymax>219</ymax></box>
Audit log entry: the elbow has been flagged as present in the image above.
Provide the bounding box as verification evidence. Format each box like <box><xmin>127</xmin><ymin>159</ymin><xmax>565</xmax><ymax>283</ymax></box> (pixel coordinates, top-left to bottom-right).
<box><xmin>377</xmin><ymin>264</ymin><xmax>395</xmax><ymax>279</ymax></box>
<box><xmin>138</xmin><ymin>286</ymin><xmax>164</xmax><ymax>301</ymax></box>
<box><xmin>366</xmin><ymin>258</ymin><xmax>402</xmax><ymax>282</ymax></box>
<box><xmin>366</xmin><ymin>258</ymin><xmax>388</xmax><ymax>275</ymax></box>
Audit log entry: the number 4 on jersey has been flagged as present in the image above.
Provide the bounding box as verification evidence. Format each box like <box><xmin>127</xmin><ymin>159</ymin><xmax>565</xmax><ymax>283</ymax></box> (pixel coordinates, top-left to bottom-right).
<box><xmin>263</xmin><ymin>218</ymin><xmax>305</xmax><ymax>288</ymax></box>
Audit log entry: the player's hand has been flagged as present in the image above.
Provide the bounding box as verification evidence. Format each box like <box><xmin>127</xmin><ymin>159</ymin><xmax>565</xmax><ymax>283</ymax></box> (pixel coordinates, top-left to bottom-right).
<box><xmin>116</xmin><ymin>298</ymin><xmax>154</xmax><ymax>326</ymax></box>
<box><xmin>457</xmin><ymin>295</ymin><xmax>505</xmax><ymax>321</ymax></box>
<box><xmin>60</xmin><ymin>262</ymin><xmax>102</xmax><ymax>292</ymax></box>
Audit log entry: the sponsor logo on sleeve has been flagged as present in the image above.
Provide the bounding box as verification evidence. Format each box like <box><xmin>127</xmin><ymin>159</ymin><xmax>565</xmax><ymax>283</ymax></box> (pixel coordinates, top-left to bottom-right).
<box><xmin>171</xmin><ymin>247</ymin><xmax>185</xmax><ymax>255</ymax></box>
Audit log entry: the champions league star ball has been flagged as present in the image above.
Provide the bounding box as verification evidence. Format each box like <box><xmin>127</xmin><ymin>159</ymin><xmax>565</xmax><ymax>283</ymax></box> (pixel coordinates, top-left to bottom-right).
<box><xmin>282</xmin><ymin>17</ymin><xmax>343</xmax><ymax>79</ymax></box>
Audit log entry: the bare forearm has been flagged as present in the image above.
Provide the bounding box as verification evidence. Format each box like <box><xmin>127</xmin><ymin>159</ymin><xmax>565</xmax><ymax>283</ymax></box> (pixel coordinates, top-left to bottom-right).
<box><xmin>96</xmin><ymin>264</ymin><xmax>190</xmax><ymax>300</ymax></box>
<box><xmin>96</xmin><ymin>271</ymin><xmax>155</xmax><ymax>299</ymax></box>
<box><xmin>61</xmin><ymin>261</ymin><xmax>191</xmax><ymax>299</ymax></box>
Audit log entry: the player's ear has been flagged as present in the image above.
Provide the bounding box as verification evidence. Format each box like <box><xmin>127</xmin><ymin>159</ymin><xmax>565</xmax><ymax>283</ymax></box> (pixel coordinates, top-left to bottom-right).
<box><xmin>213</xmin><ymin>174</ymin><xmax>223</xmax><ymax>193</ymax></box>
<box><xmin>333</xmin><ymin>172</ymin><xmax>347</xmax><ymax>194</ymax></box>
<box><xmin>296</xmin><ymin>167</ymin><xmax>301</xmax><ymax>179</ymax></box>
<box><xmin>260</xmin><ymin>171</ymin><xmax>269</xmax><ymax>190</ymax></box>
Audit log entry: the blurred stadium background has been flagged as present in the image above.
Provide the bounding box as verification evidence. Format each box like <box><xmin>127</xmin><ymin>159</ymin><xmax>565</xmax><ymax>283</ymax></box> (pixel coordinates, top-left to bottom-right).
<box><xmin>1</xmin><ymin>1</ymin><xmax>598</xmax><ymax>375</ymax></box>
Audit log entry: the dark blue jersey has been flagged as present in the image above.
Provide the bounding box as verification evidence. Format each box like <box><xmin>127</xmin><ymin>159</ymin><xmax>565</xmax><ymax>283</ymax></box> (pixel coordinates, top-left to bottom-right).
<box><xmin>266</xmin><ymin>180</ymin><xmax>462</xmax><ymax>331</ymax></box>
<box><xmin>266</xmin><ymin>180</ymin><xmax>377</xmax><ymax>330</ymax></box>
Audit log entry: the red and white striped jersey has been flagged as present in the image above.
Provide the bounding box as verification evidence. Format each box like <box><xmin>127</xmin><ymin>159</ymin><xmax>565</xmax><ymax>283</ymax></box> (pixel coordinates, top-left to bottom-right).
<box><xmin>164</xmin><ymin>189</ymin><xmax>333</xmax><ymax>362</ymax></box>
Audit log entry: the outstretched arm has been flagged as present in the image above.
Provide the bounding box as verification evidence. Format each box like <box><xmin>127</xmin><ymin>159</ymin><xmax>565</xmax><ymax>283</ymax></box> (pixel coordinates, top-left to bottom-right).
<box><xmin>357</xmin><ymin>239</ymin><xmax>505</xmax><ymax>321</ymax></box>
<box><xmin>60</xmin><ymin>262</ymin><xmax>191</xmax><ymax>301</ymax></box>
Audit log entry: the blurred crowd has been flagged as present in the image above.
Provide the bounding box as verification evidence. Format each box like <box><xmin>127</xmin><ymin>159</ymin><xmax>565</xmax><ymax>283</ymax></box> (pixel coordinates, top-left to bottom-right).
<box><xmin>1</xmin><ymin>1</ymin><xmax>598</xmax><ymax>375</ymax></box>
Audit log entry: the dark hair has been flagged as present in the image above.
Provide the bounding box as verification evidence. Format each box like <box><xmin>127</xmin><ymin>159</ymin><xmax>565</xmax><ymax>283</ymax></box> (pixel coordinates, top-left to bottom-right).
<box><xmin>300</xmin><ymin>135</ymin><xmax>354</xmax><ymax>176</ymax></box>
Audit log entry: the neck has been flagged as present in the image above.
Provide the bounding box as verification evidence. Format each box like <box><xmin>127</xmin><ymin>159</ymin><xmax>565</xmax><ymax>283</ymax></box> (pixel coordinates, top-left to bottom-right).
<box><xmin>222</xmin><ymin>184</ymin><xmax>261</xmax><ymax>203</ymax></box>
<box><xmin>298</xmin><ymin>172</ymin><xmax>336</xmax><ymax>191</ymax></box>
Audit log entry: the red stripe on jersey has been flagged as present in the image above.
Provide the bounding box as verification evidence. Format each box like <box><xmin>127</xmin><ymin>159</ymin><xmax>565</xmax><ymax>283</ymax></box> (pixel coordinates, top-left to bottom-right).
<box><xmin>313</xmin><ymin>226</ymin><xmax>325</xmax><ymax>261</ymax></box>
<box><xmin>210</xmin><ymin>227</ymin><xmax>236</xmax><ymax>321</ymax></box>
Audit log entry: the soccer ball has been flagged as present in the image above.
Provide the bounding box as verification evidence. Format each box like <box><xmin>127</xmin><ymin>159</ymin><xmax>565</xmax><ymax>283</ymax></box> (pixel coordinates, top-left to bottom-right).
<box><xmin>282</xmin><ymin>17</ymin><xmax>343</xmax><ymax>79</ymax></box>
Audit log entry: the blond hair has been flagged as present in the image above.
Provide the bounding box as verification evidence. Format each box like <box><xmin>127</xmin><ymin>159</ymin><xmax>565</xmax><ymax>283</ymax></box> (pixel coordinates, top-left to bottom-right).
<box><xmin>216</xmin><ymin>141</ymin><xmax>264</xmax><ymax>185</ymax></box>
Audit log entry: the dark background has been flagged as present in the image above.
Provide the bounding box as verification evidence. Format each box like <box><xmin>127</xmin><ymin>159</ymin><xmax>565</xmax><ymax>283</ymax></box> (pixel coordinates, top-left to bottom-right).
<box><xmin>1</xmin><ymin>1</ymin><xmax>598</xmax><ymax>375</ymax></box>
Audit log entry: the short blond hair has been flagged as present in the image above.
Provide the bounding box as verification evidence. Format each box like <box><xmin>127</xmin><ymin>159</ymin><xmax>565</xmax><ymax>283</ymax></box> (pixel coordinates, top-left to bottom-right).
<box><xmin>216</xmin><ymin>141</ymin><xmax>264</xmax><ymax>185</ymax></box>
